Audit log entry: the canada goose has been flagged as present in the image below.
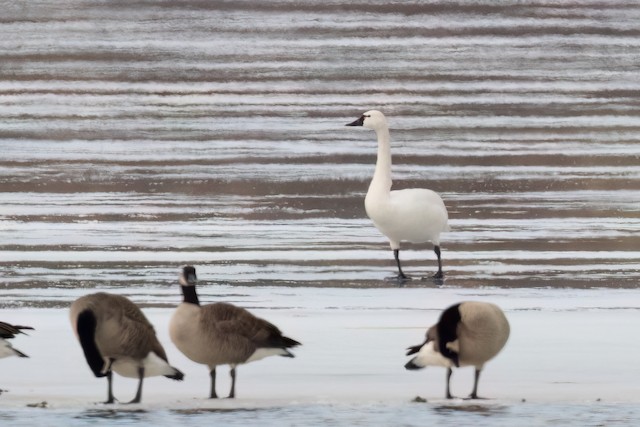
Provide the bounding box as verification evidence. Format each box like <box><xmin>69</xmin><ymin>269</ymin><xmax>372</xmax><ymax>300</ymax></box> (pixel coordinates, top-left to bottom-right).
<box><xmin>169</xmin><ymin>266</ymin><xmax>301</xmax><ymax>398</ymax></box>
<box><xmin>0</xmin><ymin>321</ymin><xmax>33</xmax><ymax>359</ymax></box>
<box><xmin>69</xmin><ymin>292</ymin><xmax>184</xmax><ymax>404</ymax></box>
<box><xmin>405</xmin><ymin>301</ymin><xmax>510</xmax><ymax>399</ymax></box>
<box><xmin>346</xmin><ymin>110</ymin><xmax>449</xmax><ymax>281</ymax></box>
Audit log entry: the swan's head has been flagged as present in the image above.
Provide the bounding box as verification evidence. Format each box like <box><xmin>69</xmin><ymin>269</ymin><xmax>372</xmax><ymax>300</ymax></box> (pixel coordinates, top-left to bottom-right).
<box><xmin>179</xmin><ymin>265</ymin><xmax>197</xmax><ymax>286</ymax></box>
<box><xmin>346</xmin><ymin>110</ymin><xmax>388</xmax><ymax>131</ymax></box>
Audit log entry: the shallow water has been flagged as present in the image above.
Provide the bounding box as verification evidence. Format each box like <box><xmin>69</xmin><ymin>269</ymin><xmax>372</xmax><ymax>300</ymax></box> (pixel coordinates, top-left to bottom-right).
<box><xmin>3</xmin><ymin>402</ymin><xmax>640</xmax><ymax>427</ymax></box>
<box><xmin>1</xmin><ymin>0</ymin><xmax>640</xmax><ymax>425</ymax></box>
<box><xmin>1</xmin><ymin>0</ymin><xmax>639</xmax><ymax>292</ymax></box>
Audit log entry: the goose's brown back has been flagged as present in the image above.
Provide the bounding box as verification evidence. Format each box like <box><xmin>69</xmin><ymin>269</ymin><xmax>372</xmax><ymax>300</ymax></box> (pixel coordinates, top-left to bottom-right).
<box><xmin>70</xmin><ymin>293</ymin><xmax>168</xmax><ymax>364</ymax></box>
<box><xmin>171</xmin><ymin>301</ymin><xmax>300</xmax><ymax>367</ymax></box>
<box><xmin>457</xmin><ymin>302</ymin><xmax>510</xmax><ymax>368</ymax></box>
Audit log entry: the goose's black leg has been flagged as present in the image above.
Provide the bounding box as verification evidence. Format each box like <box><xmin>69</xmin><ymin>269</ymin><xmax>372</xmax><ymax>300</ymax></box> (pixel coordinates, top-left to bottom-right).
<box><xmin>445</xmin><ymin>367</ymin><xmax>454</xmax><ymax>399</ymax></box>
<box><xmin>228</xmin><ymin>367</ymin><xmax>236</xmax><ymax>398</ymax></box>
<box><xmin>129</xmin><ymin>367</ymin><xmax>144</xmax><ymax>404</ymax></box>
<box><xmin>104</xmin><ymin>358</ymin><xmax>116</xmax><ymax>404</ymax></box>
<box><xmin>209</xmin><ymin>367</ymin><xmax>218</xmax><ymax>399</ymax></box>
<box><xmin>469</xmin><ymin>368</ymin><xmax>481</xmax><ymax>399</ymax></box>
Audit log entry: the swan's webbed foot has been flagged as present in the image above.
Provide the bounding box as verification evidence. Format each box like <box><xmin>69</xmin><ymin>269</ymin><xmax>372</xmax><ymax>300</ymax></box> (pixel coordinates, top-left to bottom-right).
<box><xmin>384</xmin><ymin>274</ymin><xmax>411</xmax><ymax>285</ymax></box>
<box><xmin>420</xmin><ymin>273</ymin><xmax>444</xmax><ymax>285</ymax></box>
<box><xmin>398</xmin><ymin>273</ymin><xmax>411</xmax><ymax>283</ymax></box>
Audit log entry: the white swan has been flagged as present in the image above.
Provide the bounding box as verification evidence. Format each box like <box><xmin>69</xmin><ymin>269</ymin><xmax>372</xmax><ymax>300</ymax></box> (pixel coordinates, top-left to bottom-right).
<box><xmin>346</xmin><ymin>110</ymin><xmax>449</xmax><ymax>281</ymax></box>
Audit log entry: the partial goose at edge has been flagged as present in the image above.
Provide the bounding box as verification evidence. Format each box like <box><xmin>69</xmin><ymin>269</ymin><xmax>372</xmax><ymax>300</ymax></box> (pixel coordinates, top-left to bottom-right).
<box><xmin>0</xmin><ymin>321</ymin><xmax>33</xmax><ymax>359</ymax></box>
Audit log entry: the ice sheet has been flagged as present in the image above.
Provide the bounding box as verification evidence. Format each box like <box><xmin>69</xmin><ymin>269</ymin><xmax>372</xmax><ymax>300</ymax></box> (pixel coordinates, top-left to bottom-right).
<box><xmin>1</xmin><ymin>286</ymin><xmax>639</xmax><ymax>409</ymax></box>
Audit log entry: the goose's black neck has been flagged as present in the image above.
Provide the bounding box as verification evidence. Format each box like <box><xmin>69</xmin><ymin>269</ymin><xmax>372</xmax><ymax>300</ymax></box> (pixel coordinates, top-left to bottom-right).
<box><xmin>181</xmin><ymin>286</ymin><xmax>200</xmax><ymax>305</ymax></box>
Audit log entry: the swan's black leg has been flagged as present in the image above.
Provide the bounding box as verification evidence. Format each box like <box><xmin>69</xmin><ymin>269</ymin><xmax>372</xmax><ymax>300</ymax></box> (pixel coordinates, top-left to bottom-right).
<box><xmin>394</xmin><ymin>249</ymin><xmax>409</xmax><ymax>281</ymax></box>
<box><xmin>433</xmin><ymin>245</ymin><xmax>444</xmax><ymax>279</ymax></box>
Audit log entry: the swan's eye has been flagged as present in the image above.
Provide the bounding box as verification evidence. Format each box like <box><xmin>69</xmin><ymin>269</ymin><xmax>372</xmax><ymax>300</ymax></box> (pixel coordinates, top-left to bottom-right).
<box><xmin>363</xmin><ymin>115</ymin><xmax>370</xmax><ymax>118</ymax></box>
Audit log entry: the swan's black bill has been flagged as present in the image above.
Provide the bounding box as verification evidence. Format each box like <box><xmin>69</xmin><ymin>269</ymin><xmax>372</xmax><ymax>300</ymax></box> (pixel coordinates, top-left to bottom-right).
<box><xmin>346</xmin><ymin>116</ymin><xmax>365</xmax><ymax>126</ymax></box>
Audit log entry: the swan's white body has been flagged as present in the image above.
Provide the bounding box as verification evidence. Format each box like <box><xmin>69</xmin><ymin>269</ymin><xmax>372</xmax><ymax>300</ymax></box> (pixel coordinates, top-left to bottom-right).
<box><xmin>365</xmin><ymin>188</ymin><xmax>448</xmax><ymax>250</ymax></box>
<box><xmin>347</xmin><ymin>110</ymin><xmax>449</xmax><ymax>279</ymax></box>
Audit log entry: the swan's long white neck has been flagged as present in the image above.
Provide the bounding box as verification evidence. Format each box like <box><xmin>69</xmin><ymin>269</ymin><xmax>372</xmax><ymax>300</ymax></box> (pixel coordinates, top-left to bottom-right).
<box><xmin>369</xmin><ymin>126</ymin><xmax>392</xmax><ymax>196</ymax></box>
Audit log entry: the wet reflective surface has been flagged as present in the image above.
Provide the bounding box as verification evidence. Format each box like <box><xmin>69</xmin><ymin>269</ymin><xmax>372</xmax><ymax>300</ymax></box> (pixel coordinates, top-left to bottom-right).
<box><xmin>3</xmin><ymin>402</ymin><xmax>640</xmax><ymax>427</ymax></box>
<box><xmin>2</xmin><ymin>1</ymin><xmax>640</xmax><ymax>294</ymax></box>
